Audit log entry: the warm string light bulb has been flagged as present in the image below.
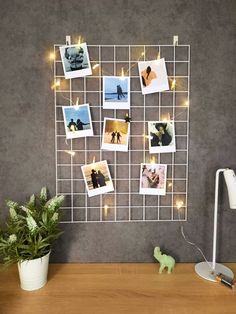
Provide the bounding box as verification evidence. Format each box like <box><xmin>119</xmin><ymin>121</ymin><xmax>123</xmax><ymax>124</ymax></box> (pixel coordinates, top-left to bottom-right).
<box><xmin>168</xmin><ymin>182</ymin><xmax>172</xmax><ymax>188</ymax></box>
<box><xmin>51</xmin><ymin>79</ymin><xmax>61</xmax><ymax>90</ymax></box>
<box><xmin>143</xmin><ymin>134</ymin><xmax>153</xmax><ymax>140</ymax></box>
<box><xmin>49</xmin><ymin>52</ymin><xmax>55</xmax><ymax>61</ymax></box>
<box><xmin>176</xmin><ymin>200</ymin><xmax>184</xmax><ymax>211</ymax></box>
<box><xmin>171</xmin><ymin>79</ymin><xmax>176</xmax><ymax>90</ymax></box>
<box><xmin>78</xmin><ymin>36</ymin><xmax>82</xmax><ymax>45</ymax></box>
<box><xmin>121</xmin><ymin>67</ymin><xmax>125</xmax><ymax>77</ymax></box>
<box><xmin>74</xmin><ymin>97</ymin><xmax>80</xmax><ymax>110</ymax></box>
<box><xmin>150</xmin><ymin>157</ymin><xmax>156</xmax><ymax>164</ymax></box>
<box><xmin>157</xmin><ymin>52</ymin><xmax>160</xmax><ymax>59</ymax></box>
<box><xmin>162</xmin><ymin>112</ymin><xmax>171</xmax><ymax>122</ymax></box>
<box><xmin>104</xmin><ymin>205</ymin><xmax>109</xmax><ymax>217</ymax></box>
<box><xmin>92</xmin><ymin>63</ymin><xmax>100</xmax><ymax>70</ymax></box>
<box><xmin>65</xmin><ymin>150</ymin><xmax>75</xmax><ymax>157</ymax></box>
<box><xmin>184</xmin><ymin>100</ymin><xmax>189</xmax><ymax>107</ymax></box>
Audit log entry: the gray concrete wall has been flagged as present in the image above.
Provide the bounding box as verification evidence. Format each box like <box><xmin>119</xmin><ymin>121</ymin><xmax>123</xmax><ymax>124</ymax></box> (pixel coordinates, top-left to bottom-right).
<box><xmin>0</xmin><ymin>0</ymin><xmax>236</xmax><ymax>262</ymax></box>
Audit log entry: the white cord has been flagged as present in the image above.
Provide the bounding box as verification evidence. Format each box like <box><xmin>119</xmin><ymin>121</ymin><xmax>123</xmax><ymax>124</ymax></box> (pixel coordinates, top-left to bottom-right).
<box><xmin>178</xmin><ymin>209</ymin><xmax>213</xmax><ymax>270</ymax></box>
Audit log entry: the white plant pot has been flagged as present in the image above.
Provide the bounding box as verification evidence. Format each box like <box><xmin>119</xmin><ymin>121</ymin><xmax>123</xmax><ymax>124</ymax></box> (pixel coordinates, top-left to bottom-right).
<box><xmin>17</xmin><ymin>251</ymin><xmax>50</xmax><ymax>291</ymax></box>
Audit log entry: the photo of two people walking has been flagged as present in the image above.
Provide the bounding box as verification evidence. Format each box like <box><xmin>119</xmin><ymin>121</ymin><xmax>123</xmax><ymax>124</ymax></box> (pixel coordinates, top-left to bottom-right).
<box><xmin>81</xmin><ymin>160</ymin><xmax>114</xmax><ymax>197</ymax></box>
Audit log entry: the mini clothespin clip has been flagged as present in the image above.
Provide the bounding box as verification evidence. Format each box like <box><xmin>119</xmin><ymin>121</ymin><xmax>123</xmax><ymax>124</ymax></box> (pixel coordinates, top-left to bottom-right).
<box><xmin>173</xmin><ymin>35</ymin><xmax>179</xmax><ymax>46</ymax></box>
<box><xmin>66</xmin><ymin>35</ymin><xmax>71</xmax><ymax>46</ymax></box>
<box><xmin>124</xmin><ymin>113</ymin><xmax>131</xmax><ymax>123</ymax></box>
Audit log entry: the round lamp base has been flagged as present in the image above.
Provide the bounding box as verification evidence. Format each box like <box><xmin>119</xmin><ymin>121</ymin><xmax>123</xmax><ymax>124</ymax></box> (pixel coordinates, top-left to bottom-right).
<box><xmin>195</xmin><ymin>262</ymin><xmax>234</xmax><ymax>282</ymax></box>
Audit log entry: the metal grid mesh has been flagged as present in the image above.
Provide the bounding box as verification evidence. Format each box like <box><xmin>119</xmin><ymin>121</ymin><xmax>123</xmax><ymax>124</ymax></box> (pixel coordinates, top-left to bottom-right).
<box><xmin>54</xmin><ymin>44</ymin><xmax>190</xmax><ymax>223</ymax></box>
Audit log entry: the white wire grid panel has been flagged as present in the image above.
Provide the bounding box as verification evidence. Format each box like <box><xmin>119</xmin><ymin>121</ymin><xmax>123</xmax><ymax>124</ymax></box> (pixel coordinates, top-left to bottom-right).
<box><xmin>54</xmin><ymin>44</ymin><xmax>190</xmax><ymax>223</ymax></box>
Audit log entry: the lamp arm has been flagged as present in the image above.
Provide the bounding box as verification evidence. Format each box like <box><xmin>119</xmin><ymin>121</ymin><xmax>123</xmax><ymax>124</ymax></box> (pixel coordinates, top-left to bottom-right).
<box><xmin>212</xmin><ymin>169</ymin><xmax>226</xmax><ymax>270</ymax></box>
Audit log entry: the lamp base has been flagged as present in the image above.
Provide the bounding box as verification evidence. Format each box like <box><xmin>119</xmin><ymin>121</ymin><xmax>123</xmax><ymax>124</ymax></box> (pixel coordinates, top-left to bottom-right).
<box><xmin>195</xmin><ymin>262</ymin><xmax>234</xmax><ymax>282</ymax></box>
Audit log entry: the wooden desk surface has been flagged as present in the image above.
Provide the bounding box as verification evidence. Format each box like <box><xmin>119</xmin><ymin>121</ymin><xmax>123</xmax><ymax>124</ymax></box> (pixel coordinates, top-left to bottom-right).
<box><xmin>0</xmin><ymin>263</ymin><xmax>236</xmax><ymax>314</ymax></box>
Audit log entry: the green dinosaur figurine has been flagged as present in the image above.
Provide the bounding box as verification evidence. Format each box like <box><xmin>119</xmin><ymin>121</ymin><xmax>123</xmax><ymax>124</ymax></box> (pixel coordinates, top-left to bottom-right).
<box><xmin>154</xmin><ymin>246</ymin><xmax>175</xmax><ymax>274</ymax></box>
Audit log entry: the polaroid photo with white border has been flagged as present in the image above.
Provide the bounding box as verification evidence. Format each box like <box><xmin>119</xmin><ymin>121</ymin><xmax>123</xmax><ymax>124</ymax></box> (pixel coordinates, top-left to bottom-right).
<box><xmin>139</xmin><ymin>163</ymin><xmax>167</xmax><ymax>195</ymax></box>
<box><xmin>148</xmin><ymin>121</ymin><xmax>176</xmax><ymax>154</ymax></box>
<box><xmin>62</xmin><ymin>103</ymin><xmax>93</xmax><ymax>139</ymax></box>
<box><xmin>81</xmin><ymin>160</ymin><xmax>114</xmax><ymax>197</ymax></box>
<box><xmin>59</xmin><ymin>43</ymin><xmax>92</xmax><ymax>79</ymax></box>
<box><xmin>101</xmin><ymin>118</ymin><xmax>130</xmax><ymax>152</ymax></box>
<box><xmin>138</xmin><ymin>58</ymin><xmax>169</xmax><ymax>95</ymax></box>
<box><xmin>103</xmin><ymin>76</ymin><xmax>130</xmax><ymax>109</ymax></box>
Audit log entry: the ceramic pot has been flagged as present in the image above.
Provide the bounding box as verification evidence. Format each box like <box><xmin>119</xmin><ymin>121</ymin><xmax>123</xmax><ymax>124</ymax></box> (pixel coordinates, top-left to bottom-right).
<box><xmin>17</xmin><ymin>251</ymin><xmax>50</xmax><ymax>291</ymax></box>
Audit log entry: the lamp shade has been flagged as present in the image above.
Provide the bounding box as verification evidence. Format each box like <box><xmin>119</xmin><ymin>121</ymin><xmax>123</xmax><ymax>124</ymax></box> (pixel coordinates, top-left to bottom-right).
<box><xmin>223</xmin><ymin>169</ymin><xmax>236</xmax><ymax>209</ymax></box>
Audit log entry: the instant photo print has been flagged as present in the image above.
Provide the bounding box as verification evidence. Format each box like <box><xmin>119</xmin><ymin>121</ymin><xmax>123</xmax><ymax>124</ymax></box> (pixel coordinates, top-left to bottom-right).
<box><xmin>101</xmin><ymin>118</ymin><xmax>130</xmax><ymax>152</ymax></box>
<box><xmin>148</xmin><ymin>121</ymin><xmax>176</xmax><ymax>153</ymax></box>
<box><xmin>62</xmin><ymin>104</ymin><xmax>93</xmax><ymax>139</ymax></box>
<box><xmin>139</xmin><ymin>163</ymin><xmax>167</xmax><ymax>195</ymax></box>
<box><xmin>103</xmin><ymin>76</ymin><xmax>130</xmax><ymax>109</ymax></box>
<box><xmin>138</xmin><ymin>58</ymin><xmax>169</xmax><ymax>94</ymax></box>
<box><xmin>59</xmin><ymin>43</ymin><xmax>92</xmax><ymax>79</ymax></box>
<box><xmin>81</xmin><ymin>160</ymin><xmax>114</xmax><ymax>197</ymax></box>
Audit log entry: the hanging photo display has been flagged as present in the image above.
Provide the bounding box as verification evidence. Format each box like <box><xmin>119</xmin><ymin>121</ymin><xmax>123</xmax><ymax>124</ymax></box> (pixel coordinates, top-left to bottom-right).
<box><xmin>55</xmin><ymin>41</ymin><xmax>190</xmax><ymax>223</ymax></box>
<box><xmin>138</xmin><ymin>58</ymin><xmax>169</xmax><ymax>94</ymax></box>
<box><xmin>59</xmin><ymin>43</ymin><xmax>92</xmax><ymax>79</ymax></box>
<box><xmin>62</xmin><ymin>104</ymin><xmax>93</xmax><ymax>139</ymax></box>
<box><xmin>81</xmin><ymin>160</ymin><xmax>114</xmax><ymax>197</ymax></box>
<box><xmin>148</xmin><ymin>121</ymin><xmax>176</xmax><ymax>153</ymax></box>
<box><xmin>101</xmin><ymin>118</ymin><xmax>130</xmax><ymax>152</ymax></box>
<box><xmin>139</xmin><ymin>163</ymin><xmax>167</xmax><ymax>195</ymax></box>
<box><xmin>103</xmin><ymin>76</ymin><xmax>130</xmax><ymax>109</ymax></box>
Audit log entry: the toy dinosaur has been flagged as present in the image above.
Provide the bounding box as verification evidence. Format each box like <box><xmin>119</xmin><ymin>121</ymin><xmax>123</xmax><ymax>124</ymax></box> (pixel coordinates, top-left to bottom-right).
<box><xmin>154</xmin><ymin>246</ymin><xmax>175</xmax><ymax>274</ymax></box>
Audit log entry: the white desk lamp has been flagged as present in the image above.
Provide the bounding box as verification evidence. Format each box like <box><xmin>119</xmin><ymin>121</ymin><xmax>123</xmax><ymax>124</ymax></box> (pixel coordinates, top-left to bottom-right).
<box><xmin>195</xmin><ymin>168</ymin><xmax>236</xmax><ymax>281</ymax></box>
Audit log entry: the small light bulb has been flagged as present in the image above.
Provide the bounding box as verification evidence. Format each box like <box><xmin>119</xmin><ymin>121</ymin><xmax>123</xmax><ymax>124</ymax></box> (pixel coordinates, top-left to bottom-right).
<box><xmin>184</xmin><ymin>100</ymin><xmax>189</xmax><ymax>107</ymax></box>
<box><xmin>141</xmin><ymin>52</ymin><xmax>145</xmax><ymax>56</ymax></box>
<box><xmin>104</xmin><ymin>205</ymin><xmax>109</xmax><ymax>217</ymax></box>
<box><xmin>74</xmin><ymin>97</ymin><xmax>80</xmax><ymax>110</ymax></box>
<box><xmin>150</xmin><ymin>157</ymin><xmax>156</xmax><ymax>164</ymax></box>
<box><xmin>92</xmin><ymin>63</ymin><xmax>99</xmax><ymax>70</ymax></box>
<box><xmin>171</xmin><ymin>79</ymin><xmax>176</xmax><ymax>90</ymax></box>
<box><xmin>64</xmin><ymin>150</ymin><xmax>75</xmax><ymax>157</ymax></box>
<box><xmin>157</xmin><ymin>52</ymin><xmax>160</xmax><ymax>59</ymax></box>
<box><xmin>51</xmin><ymin>79</ymin><xmax>61</xmax><ymax>90</ymax></box>
<box><xmin>168</xmin><ymin>182</ymin><xmax>172</xmax><ymax>187</ymax></box>
<box><xmin>121</xmin><ymin>67</ymin><xmax>125</xmax><ymax>77</ymax></box>
<box><xmin>162</xmin><ymin>113</ymin><xmax>171</xmax><ymax>122</ymax></box>
<box><xmin>176</xmin><ymin>200</ymin><xmax>184</xmax><ymax>210</ymax></box>
<box><xmin>78</xmin><ymin>36</ymin><xmax>82</xmax><ymax>45</ymax></box>
<box><xmin>49</xmin><ymin>52</ymin><xmax>55</xmax><ymax>61</ymax></box>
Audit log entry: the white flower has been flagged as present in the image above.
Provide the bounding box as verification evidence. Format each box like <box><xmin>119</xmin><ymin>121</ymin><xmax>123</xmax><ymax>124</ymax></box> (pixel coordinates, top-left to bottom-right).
<box><xmin>40</xmin><ymin>187</ymin><xmax>47</xmax><ymax>202</ymax></box>
<box><xmin>26</xmin><ymin>216</ymin><xmax>38</xmax><ymax>233</ymax></box>
<box><xmin>21</xmin><ymin>206</ymin><xmax>32</xmax><ymax>215</ymax></box>
<box><xmin>8</xmin><ymin>234</ymin><xmax>17</xmax><ymax>243</ymax></box>
<box><xmin>9</xmin><ymin>208</ymin><xmax>18</xmax><ymax>220</ymax></box>
<box><xmin>6</xmin><ymin>200</ymin><xmax>18</xmax><ymax>209</ymax></box>
<box><xmin>28</xmin><ymin>194</ymin><xmax>35</xmax><ymax>206</ymax></box>
<box><xmin>45</xmin><ymin>195</ymin><xmax>64</xmax><ymax>212</ymax></box>
<box><xmin>51</xmin><ymin>212</ymin><xmax>59</xmax><ymax>222</ymax></box>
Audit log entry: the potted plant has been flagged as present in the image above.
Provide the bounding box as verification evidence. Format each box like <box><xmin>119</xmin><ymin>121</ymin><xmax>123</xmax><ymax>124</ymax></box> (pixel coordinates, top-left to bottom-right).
<box><xmin>0</xmin><ymin>187</ymin><xmax>64</xmax><ymax>291</ymax></box>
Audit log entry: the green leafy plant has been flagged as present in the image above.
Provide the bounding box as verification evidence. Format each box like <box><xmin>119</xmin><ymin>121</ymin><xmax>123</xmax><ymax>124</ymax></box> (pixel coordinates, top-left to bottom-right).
<box><xmin>0</xmin><ymin>187</ymin><xmax>64</xmax><ymax>266</ymax></box>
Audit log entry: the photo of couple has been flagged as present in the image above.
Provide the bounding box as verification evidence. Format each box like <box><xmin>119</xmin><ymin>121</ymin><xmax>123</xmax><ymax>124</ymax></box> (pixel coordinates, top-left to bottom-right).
<box><xmin>148</xmin><ymin>121</ymin><xmax>176</xmax><ymax>153</ymax></box>
<box><xmin>62</xmin><ymin>104</ymin><xmax>93</xmax><ymax>139</ymax></box>
<box><xmin>103</xmin><ymin>76</ymin><xmax>130</xmax><ymax>109</ymax></box>
<box><xmin>139</xmin><ymin>163</ymin><xmax>167</xmax><ymax>195</ymax></box>
<box><xmin>102</xmin><ymin>118</ymin><xmax>130</xmax><ymax>152</ymax></box>
<box><xmin>81</xmin><ymin>160</ymin><xmax>114</xmax><ymax>197</ymax></box>
<box><xmin>59</xmin><ymin>43</ymin><xmax>92</xmax><ymax>79</ymax></box>
<box><xmin>138</xmin><ymin>58</ymin><xmax>169</xmax><ymax>95</ymax></box>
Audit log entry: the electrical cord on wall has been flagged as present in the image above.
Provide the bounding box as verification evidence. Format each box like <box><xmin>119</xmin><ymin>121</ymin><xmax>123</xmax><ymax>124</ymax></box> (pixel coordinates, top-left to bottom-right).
<box><xmin>177</xmin><ymin>209</ymin><xmax>212</xmax><ymax>270</ymax></box>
